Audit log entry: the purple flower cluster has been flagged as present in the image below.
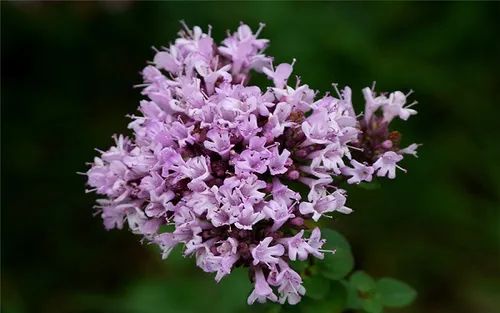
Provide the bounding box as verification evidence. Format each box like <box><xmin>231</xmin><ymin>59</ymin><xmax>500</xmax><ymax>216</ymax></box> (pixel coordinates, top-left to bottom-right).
<box><xmin>85</xmin><ymin>22</ymin><xmax>419</xmax><ymax>305</ymax></box>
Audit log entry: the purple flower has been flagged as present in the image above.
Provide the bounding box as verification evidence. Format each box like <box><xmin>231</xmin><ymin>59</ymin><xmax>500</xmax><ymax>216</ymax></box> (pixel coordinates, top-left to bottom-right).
<box><xmin>308</xmin><ymin>143</ymin><xmax>347</xmax><ymax>174</ymax></box>
<box><xmin>342</xmin><ymin>160</ymin><xmax>375</xmax><ymax>184</ymax></box>
<box><xmin>234</xmin><ymin>149</ymin><xmax>269</xmax><ymax>175</ymax></box>
<box><xmin>215</xmin><ymin>238</ymin><xmax>240</xmax><ymax>282</ymax></box>
<box><xmin>263</xmin><ymin>200</ymin><xmax>295</xmax><ymax>231</ymax></box>
<box><xmin>247</xmin><ymin>266</ymin><xmax>278</xmax><ymax>304</ymax></box>
<box><xmin>251</xmin><ymin>237</ymin><xmax>285</xmax><ymax>266</ymax></box>
<box><xmin>307</xmin><ymin>227</ymin><xmax>328</xmax><ymax>259</ymax></box>
<box><xmin>382</xmin><ymin>91</ymin><xmax>417</xmax><ymax>122</ymax></box>
<box><xmin>263</xmin><ymin>60</ymin><xmax>295</xmax><ymax>89</ymax></box>
<box><xmin>280</xmin><ymin>230</ymin><xmax>321</xmax><ymax>261</ymax></box>
<box><xmin>400</xmin><ymin>143</ymin><xmax>421</xmax><ymax>158</ymax></box>
<box><xmin>362</xmin><ymin>86</ymin><xmax>387</xmax><ymax>121</ymax></box>
<box><xmin>153</xmin><ymin>46</ymin><xmax>182</xmax><ymax>73</ymax></box>
<box><xmin>235</xmin><ymin>206</ymin><xmax>265</xmax><ymax>230</ymax></box>
<box><xmin>268</xmin><ymin>146</ymin><xmax>291</xmax><ymax>175</ymax></box>
<box><xmin>84</xmin><ymin>22</ymin><xmax>420</xmax><ymax>305</ymax></box>
<box><xmin>373</xmin><ymin>151</ymin><xmax>406</xmax><ymax>179</ymax></box>
<box><xmin>275</xmin><ymin>261</ymin><xmax>306</xmax><ymax>304</ymax></box>
<box><xmin>204</xmin><ymin>129</ymin><xmax>234</xmax><ymax>159</ymax></box>
<box><xmin>264</xmin><ymin>102</ymin><xmax>294</xmax><ymax>138</ymax></box>
<box><xmin>271</xmin><ymin>178</ymin><xmax>301</xmax><ymax>207</ymax></box>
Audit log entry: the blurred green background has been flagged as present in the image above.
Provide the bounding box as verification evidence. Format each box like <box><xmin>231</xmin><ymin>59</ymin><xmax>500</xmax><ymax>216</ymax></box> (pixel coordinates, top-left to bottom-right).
<box><xmin>2</xmin><ymin>1</ymin><xmax>499</xmax><ymax>313</ymax></box>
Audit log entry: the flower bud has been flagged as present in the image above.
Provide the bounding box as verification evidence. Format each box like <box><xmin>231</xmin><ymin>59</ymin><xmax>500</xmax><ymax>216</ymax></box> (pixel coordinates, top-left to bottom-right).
<box><xmin>287</xmin><ymin>170</ymin><xmax>300</xmax><ymax>180</ymax></box>
<box><xmin>290</xmin><ymin>217</ymin><xmax>304</xmax><ymax>227</ymax></box>
<box><xmin>381</xmin><ymin>140</ymin><xmax>393</xmax><ymax>149</ymax></box>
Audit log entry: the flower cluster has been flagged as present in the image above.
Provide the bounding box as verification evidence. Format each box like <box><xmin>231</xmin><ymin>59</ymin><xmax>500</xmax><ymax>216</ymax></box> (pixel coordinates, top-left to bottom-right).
<box><xmin>84</xmin><ymin>22</ymin><xmax>419</xmax><ymax>305</ymax></box>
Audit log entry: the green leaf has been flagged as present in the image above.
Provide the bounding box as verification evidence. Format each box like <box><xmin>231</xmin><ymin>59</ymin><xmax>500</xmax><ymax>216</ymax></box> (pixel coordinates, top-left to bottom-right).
<box><xmin>343</xmin><ymin>279</ymin><xmax>363</xmax><ymax>310</ymax></box>
<box><xmin>321</xmin><ymin>228</ymin><xmax>352</xmax><ymax>251</ymax></box>
<box><xmin>302</xmin><ymin>274</ymin><xmax>330</xmax><ymax>300</ymax></box>
<box><xmin>318</xmin><ymin>229</ymin><xmax>354</xmax><ymax>280</ymax></box>
<box><xmin>298</xmin><ymin>280</ymin><xmax>347</xmax><ymax>313</ymax></box>
<box><xmin>376</xmin><ymin>278</ymin><xmax>417</xmax><ymax>307</ymax></box>
<box><xmin>362</xmin><ymin>298</ymin><xmax>383</xmax><ymax>313</ymax></box>
<box><xmin>289</xmin><ymin>259</ymin><xmax>307</xmax><ymax>274</ymax></box>
<box><xmin>321</xmin><ymin>248</ymin><xmax>354</xmax><ymax>280</ymax></box>
<box><xmin>350</xmin><ymin>271</ymin><xmax>376</xmax><ymax>292</ymax></box>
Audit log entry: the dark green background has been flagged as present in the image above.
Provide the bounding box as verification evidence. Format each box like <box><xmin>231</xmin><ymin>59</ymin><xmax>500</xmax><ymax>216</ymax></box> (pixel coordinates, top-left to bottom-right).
<box><xmin>2</xmin><ymin>2</ymin><xmax>499</xmax><ymax>313</ymax></box>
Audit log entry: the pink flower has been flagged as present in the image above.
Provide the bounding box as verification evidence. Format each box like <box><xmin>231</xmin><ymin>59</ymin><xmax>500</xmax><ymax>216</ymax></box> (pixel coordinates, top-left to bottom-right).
<box><xmin>251</xmin><ymin>237</ymin><xmax>285</xmax><ymax>266</ymax></box>
<box><xmin>281</xmin><ymin>230</ymin><xmax>321</xmax><ymax>261</ymax></box>
<box><xmin>263</xmin><ymin>60</ymin><xmax>295</xmax><ymax>89</ymax></box>
<box><xmin>373</xmin><ymin>151</ymin><xmax>406</xmax><ymax>179</ymax></box>
<box><xmin>84</xmin><ymin>22</ymin><xmax>420</xmax><ymax>305</ymax></box>
<box><xmin>268</xmin><ymin>146</ymin><xmax>291</xmax><ymax>175</ymax></box>
<box><xmin>247</xmin><ymin>267</ymin><xmax>278</xmax><ymax>304</ymax></box>
<box><xmin>342</xmin><ymin>160</ymin><xmax>375</xmax><ymax>184</ymax></box>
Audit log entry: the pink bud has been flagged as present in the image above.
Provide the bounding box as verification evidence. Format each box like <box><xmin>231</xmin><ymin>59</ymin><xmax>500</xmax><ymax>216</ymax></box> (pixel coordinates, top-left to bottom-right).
<box><xmin>287</xmin><ymin>170</ymin><xmax>300</xmax><ymax>180</ymax></box>
<box><xmin>295</xmin><ymin>149</ymin><xmax>307</xmax><ymax>158</ymax></box>
<box><xmin>290</xmin><ymin>217</ymin><xmax>304</xmax><ymax>227</ymax></box>
<box><xmin>265</xmin><ymin>182</ymin><xmax>273</xmax><ymax>193</ymax></box>
<box><xmin>382</xmin><ymin>140</ymin><xmax>393</xmax><ymax>149</ymax></box>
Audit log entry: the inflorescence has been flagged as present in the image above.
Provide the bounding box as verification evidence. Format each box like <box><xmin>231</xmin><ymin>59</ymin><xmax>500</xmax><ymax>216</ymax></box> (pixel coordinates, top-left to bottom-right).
<box><xmin>84</xmin><ymin>22</ymin><xmax>419</xmax><ymax>305</ymax></box>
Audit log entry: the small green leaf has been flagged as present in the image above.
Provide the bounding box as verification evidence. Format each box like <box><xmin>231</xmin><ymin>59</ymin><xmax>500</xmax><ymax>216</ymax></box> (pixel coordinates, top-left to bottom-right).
<box><xmin>289</xmin><ymin>259</ymin><xmax>307</xmax><ymax>274</ymax></box>
<box><xmin>342</xmin><ymin>280</ymin><xmax>363</xmax><ymax>310</ymax></box>
<box><xmin>298</xmin><ymin>280</ymin><xmax>347</xmax><ymax>313</ymax></box>
<box><xmin>321</xmin><ymin>248</ymin><xmax>354</xmax><ymax>280</ymax></box>
<box><xmin>318</xmin><ymin>229</ymin><xmax>354</xmax><ymax>280</ymax></box>
<box><xmin>321</xmin><ymin>228</ymin><xmax>352</xmax><ymax>251</ymax></box>
<box><xmin>350</xmin><ymin>271</ymin><xmax>376</xmax><ymax>292</ymax></box>
<box><xmin>362</xmin><ymin>298</ymin><xmax>383</xmax><ymax>313</ymax></box>
<box><xmin>376</xmin><ymin>278</ymin><xmax>417</xmax><ymax>307</ymax></box>
<box><xmin>303</xmin><ymin>274</ymin><xmax>330</xmax><ymax>300</ymax></box>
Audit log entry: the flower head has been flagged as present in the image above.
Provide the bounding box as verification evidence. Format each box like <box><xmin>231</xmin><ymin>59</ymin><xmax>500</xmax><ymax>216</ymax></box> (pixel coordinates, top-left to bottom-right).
<box><xmin>84</xmin><ymin>22</ymin><xmax>419</xmax><ymax>306</ymax></box>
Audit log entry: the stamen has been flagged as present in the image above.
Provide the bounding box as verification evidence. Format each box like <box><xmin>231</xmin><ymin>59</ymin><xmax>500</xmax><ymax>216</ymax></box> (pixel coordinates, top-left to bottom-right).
<box><xmin>151</xmin><ymin>46</ymin><xmax>159</xmax><ymax>53</ymax></box>
<box><xmin>179</xmin><ymin>20</ymin><xmax>193</xmax><ymax>38</ymax></box>
<box><xmin>405</xmin><ymin>101</ymin><xmax>418</xmax><ymax>109</ymax></box>
<box><xmin>319</xmin><ymin>249</ymin><xmax>337</xmax><ymax>254</ymax></box>
<box><xmin>395</xmin><ymin>164</ymin><xmax>407</xmax><ymax>173</ymax></box>
<box><xmin>126</xmin><ymin>114</ymin><xmax>143</xmax><ymax>120</ymax></box>
<box><xmin>295</xmin><ymin>75</ymin><xmax>301</xmax><ymax>89</ymax></box>
<box><xmin>265</xmin><ymin>142</ymin><xmax>280</xmax><ymax>149</ymax></box>
<box><xmin>332</xmin><ymin>83</ymin><xmax>343</xmax><ymax>100</ymax></box>
<box><xmin>347</xmin><ymin>144</ymin><xmax>364</xmax><ymax>152</ymax></box>
<box><xmin>371</xmin><ymin>81</ymin><xmax>377</xmax><ymax>91</ymax></box>
<box><xmin>255</xmin><ymin>23</ymin><xmax>266</xmax><ymax>37</ymax></box>
<box><xmin>200</xmin><ymin>90</ymin><xmax>210</xmax><ymax>100</ymax></box>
